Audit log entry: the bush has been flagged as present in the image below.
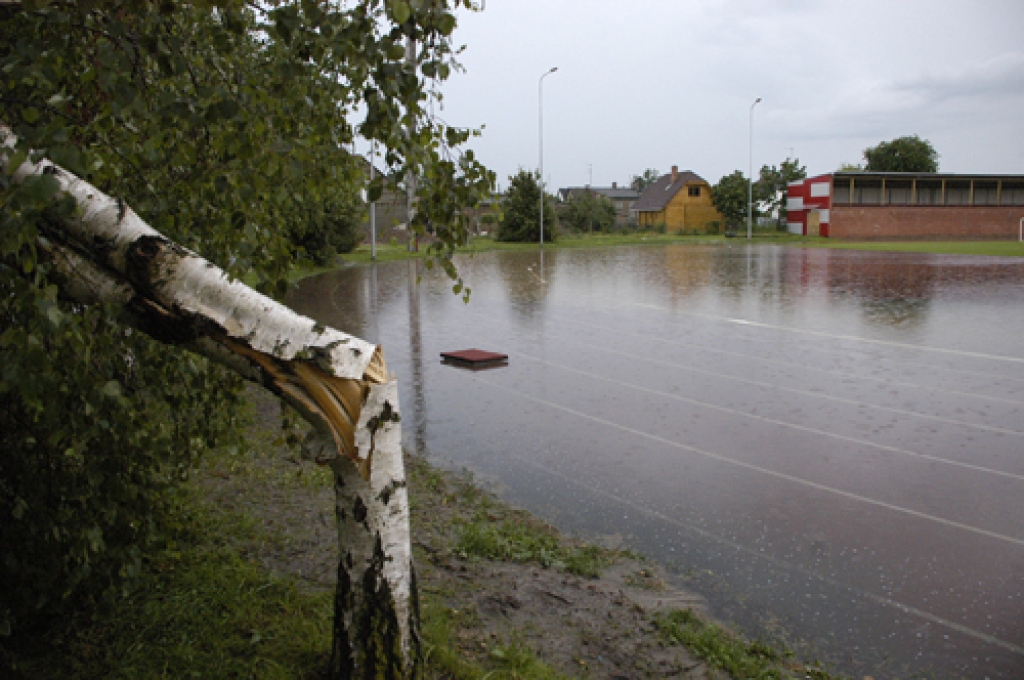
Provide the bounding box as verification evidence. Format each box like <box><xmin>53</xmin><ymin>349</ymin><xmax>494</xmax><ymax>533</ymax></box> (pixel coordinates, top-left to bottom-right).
<box><xmin>559</xmin><ymin>191</ymin><xmax>616</xmax><ymax>233</ymax></box>
<box><xmin>496</xmin><ymin>170</ymin><xmax>556</xmax><ymax>243</ymax></box>
<box><xmin>0</xmin><ymin>281</ymin><xmax>246</xmax><ymax>637</ymax></box>
<box><xmin>289</xmin><ymin>196</ymin><xmax>364</xmax><ymax>265</ymax></box>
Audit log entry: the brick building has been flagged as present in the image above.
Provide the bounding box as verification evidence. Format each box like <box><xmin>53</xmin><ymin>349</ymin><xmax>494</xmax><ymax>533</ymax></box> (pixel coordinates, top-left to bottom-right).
<box><xmin>787</xmin><ymin>172</ymin><xmax>1024</xmax><ymax>240</ymax></box>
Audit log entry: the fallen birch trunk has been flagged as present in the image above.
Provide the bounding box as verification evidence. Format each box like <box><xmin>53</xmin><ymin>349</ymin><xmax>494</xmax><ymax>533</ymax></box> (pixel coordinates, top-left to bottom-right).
<box><xmin>1</xmin><ymin>127</ymin><xmax>420</xmax><ymax>677</ymax></box>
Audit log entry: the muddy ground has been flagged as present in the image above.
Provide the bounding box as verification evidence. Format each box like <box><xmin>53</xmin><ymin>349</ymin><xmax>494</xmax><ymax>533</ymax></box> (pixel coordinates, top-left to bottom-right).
<box><xmin>199</xmin><ymin>388</ymin><xmax>717</xmax><ymax>679</ymax></box>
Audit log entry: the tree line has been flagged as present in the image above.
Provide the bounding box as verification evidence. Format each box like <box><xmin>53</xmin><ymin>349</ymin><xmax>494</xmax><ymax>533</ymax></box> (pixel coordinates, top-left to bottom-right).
<box><xmin>489</xmin><ymin>135</ymin><xmax>939</xmax><ymax>240</ymax></box>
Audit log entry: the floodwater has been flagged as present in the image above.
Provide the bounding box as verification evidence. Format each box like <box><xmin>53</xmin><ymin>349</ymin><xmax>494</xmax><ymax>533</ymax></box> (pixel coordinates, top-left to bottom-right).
<box><xmin>289</xmin><ymin>244</ymin><xmax>1024</xmax><ymax>679</ymax></box>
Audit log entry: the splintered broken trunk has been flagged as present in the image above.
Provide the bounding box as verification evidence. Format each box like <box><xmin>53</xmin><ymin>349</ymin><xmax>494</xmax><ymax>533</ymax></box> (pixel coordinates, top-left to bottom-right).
<box><xmin>1</xmin><ymin>127</ymin><xmax>421</xmax><ymax>677</ymax></box>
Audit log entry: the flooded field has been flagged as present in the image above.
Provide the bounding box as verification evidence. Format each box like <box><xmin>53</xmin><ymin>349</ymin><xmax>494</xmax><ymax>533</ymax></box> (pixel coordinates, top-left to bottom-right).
<box><xmin>289</xmin><ymin>244</ymin><xmax>1024</xmax><ymax>679</ymax></box>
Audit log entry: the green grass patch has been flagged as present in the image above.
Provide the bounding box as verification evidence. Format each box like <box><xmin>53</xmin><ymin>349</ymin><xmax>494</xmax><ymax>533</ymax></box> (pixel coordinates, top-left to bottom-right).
<box><xmin>656</xmin><ymin>608</ymin><xmax>843</xmax><ymax>680</ymax></box>
<box><xmin>3</xmin><ymin>495</ymin><xmax>334</xmax><ymax>679</ymax></box>
<box><xmin>455</xmin><ymin>512</ymin><xmax>611</xmax><ymax>578</ymax></box>
<box><xmin>798</xmin><ymin>239</ymin><xmax>1024</xmax><ymax>257</ymax></box>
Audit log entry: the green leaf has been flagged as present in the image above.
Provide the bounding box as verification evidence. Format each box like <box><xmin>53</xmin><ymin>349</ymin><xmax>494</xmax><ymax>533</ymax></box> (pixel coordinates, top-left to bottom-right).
<box><xmin>391</xmin><ymin>1</ymin><xmax>411</xmax><ymax>24</ymax></box>
<box><xmin>21</xmin><ymin>107</ymin><xmax>39</xmax><ymax>123</ymax></box>
<box><xmin>438</xmin><ymin>13</ymin><xmax>457</xmax><ymax>36</ymax></box>
<box><xmin>102</xmin><ymin>380</ymin><xmax>122</xmax><ymax>399</ymax></box>
<box><xmin>6</xmin><ymin>149</ymin><xmax>28</xmax><ymax>172</ymax></box>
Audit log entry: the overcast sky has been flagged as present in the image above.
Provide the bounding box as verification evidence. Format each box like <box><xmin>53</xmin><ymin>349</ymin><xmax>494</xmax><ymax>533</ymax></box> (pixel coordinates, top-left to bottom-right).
<box><xmin>428</xmin><ymin>0</ymin><xmax>1024</xmax><ymax>191</ymax></box>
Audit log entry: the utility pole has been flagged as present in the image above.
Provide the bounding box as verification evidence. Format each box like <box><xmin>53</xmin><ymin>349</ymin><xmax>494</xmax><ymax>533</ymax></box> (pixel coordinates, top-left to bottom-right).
<box><xmin>748</xmin><ymin>97</ymin><xmax>762</xmax><ymax>240</ymax></box>
<box><xmin>406</xmin><ymin>35</ymin><xmax>418</xmax><ymax>253</ymax></box>
<box><xmin>539</xmin><ymin>67</ymin><xmax>557</xmax><ymax>247</ymax></box>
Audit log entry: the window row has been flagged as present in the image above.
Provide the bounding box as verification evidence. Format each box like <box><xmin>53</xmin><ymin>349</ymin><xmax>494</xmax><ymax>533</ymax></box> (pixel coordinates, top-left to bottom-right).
<box><xmin>832</xmin><ymin>179</ymin><xmax>1024</xmax><ymax>207</ymax></box>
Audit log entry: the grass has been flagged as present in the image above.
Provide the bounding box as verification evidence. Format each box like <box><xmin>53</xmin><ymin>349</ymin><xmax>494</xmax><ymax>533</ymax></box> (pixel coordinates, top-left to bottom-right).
<box><xmin>335</xmin><ymin>229</ymin><xmax>797</xmax><ymax>266</ymax></box>
<box><xmin>455</xmin><ymin>514</ymin><xmax>610</xmax><ymax>578</ymax></box>
<box><xmin>3</xmin><ymin>491</ymin><xmax>334</xmax><ymax>679</ymax></box>
<box><xmin>797</xmin><ymin>239</ymin><xmax>1024</xmax><ymax>257</ymax></box>
<box><xmin>421</xmin><ymin>601</ymin><xmax>571</xmax><ymax>680</ymax></box>
<box><xmin>655</xmin><ymin>608</ymin><xmax>842</xmax><ymax>680</ymax></box>
<box><xmin>3</xmin><ymin>397</ymin><xmax>573</xmax><ymax>680</ymax></box>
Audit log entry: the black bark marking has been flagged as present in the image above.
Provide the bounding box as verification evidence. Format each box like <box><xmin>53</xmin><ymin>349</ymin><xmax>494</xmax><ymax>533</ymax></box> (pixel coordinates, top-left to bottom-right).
<box><xmin>352</xmin><ymin>496</ymin><xmax>368</xmax><ymax>527</ymax></box>
<box><xmin>377</xmin><ymin>479</ymin><xmax>407</xmax><ymax>506</ymax></box>
<box><xmin>331</xmin><ymin>552</ymin><xmax>356</xmax><ymax>680</ymax></box>
<box><xmin>329</xmin><ymin>537</ymin><xmax>421</xmax><ymax>679</ymax></box>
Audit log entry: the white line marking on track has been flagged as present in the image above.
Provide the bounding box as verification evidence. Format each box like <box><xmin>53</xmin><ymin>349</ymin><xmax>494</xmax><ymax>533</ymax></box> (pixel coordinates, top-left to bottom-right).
<box><xmin>504</xmin><ymin>450</ymin><xmax>1024</xmax><ymax>657</ymax></box>
<box><xmin>485</xmin><ymin>304</ymin><xmax>1024</xmax><ymax>406</ymax></box>
<box><xmin>516</xmin><ymin>351</ymin><xmax>1024</xmax><ymax>483</ymax></box>
<box><xmin>649</xmin><ymin>304</ymin><xmax>1024</xmax><ymax>365</ymax></box>
<box><xmin>626</xmin><ymin>301</ymin><xmax>1024</xmax><ymax>383</ymax></box>
<box><xmin>544</xmin><ymin>329</ymin><xmax>1024</xmax><ymax>438</ymax></box>
<box><xmin>471</xmin><ymin>375</ymin><xmax>1024</xmax><ymax>549</ymax></box>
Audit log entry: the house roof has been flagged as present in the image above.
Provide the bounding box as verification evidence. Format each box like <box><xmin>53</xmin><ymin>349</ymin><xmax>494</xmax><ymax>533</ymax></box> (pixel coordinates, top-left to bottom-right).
<box><xmin>632</xmin><ymin>170</ymin><xmax>707</xmax><ymax>212</ymax></box>
<box><xmin>558</xmin><ymin>186</ymin><xmax>639</xmax><ymax>202</ymax></box>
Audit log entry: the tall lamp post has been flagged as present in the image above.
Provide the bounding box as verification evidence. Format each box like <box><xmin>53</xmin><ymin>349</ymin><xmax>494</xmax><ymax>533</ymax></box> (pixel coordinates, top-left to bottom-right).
<box><xmin>748</xmin><ymin>97</ymin><xmax>762</xmax><ymax>240</ymax></box>
<box><xmin>539</xmin><ymin>66</ymin><xmax>557</xmax><ymax>247</ymax></box>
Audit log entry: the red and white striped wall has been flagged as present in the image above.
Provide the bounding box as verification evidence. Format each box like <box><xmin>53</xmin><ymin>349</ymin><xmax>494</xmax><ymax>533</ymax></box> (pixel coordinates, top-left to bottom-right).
<box><xmin>787</xmin><ymin>174</ymin><xmax>833</xmax><ymax>236</ymax></box>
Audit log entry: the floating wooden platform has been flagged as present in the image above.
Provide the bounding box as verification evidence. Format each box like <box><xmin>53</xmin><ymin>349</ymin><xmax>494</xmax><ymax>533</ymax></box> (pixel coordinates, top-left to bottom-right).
<box><xmin>440</xmin><ymin>348</ymin><xmax>509</xmax><ymax>370</ymax></box>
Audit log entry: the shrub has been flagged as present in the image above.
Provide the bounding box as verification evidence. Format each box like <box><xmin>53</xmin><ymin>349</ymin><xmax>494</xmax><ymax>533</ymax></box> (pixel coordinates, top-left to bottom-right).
<box><xmin>0</xmin><ymin>286</ymin><xmax>246</xmax><ymax>637</ymax></box>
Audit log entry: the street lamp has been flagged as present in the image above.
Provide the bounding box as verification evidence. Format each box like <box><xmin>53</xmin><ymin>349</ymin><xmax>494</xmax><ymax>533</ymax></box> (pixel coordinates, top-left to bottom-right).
<box><xmin>748</xmin><ymin>97</ymin><xmax>761</xmax><ymax>240</ymax></box>
<box><xmin>539</xmin><ymin>66</ymin><xmax>557</xmax><ymax>247</ymax></box>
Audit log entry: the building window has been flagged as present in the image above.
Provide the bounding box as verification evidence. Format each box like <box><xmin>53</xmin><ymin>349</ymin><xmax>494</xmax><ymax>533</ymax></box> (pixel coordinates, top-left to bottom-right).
<box><xmin>885</xmin><ymin>180</ymin><xmax>913</xmax><ymax>205</ymax></box>
<box><xmin>973</xmin><ymin>181</ymin><xmax>998</xmax><ymax>206</ymax></box>
<box><xmin>832</xmin><ymin>179</ymin><xmax>851</xmax><ymax>204</ymax></box>
<box><xmin>916</xmin><ymin>180</ymin><xmax>942</xmax><ymax>205</ymax></box>
<box><xmin>852</xmin><ymin>180</ymin><xmax>882</xmax><ymax>205</ymax></box>
<box><xmin>1001</xmin><ymin>182</ymin><xmax>1024</xmax><ymax>206</ymax></box>
<box><xmin>688</xmin><ymin>185</ymin><xmax>701</xmax><ymax>197</ymax></box>
<box><xmin>946</xmin><ymin>180</ymin><xmax>970</xmax><ymax>206</ymax></box>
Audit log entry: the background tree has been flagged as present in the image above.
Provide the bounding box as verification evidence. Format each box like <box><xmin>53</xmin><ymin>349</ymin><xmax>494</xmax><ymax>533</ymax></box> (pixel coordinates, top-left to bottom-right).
<box><xmin>289</xmin><ymin>191</ymin><xmax>366</xmax><ymax>265</ymax></box>
<box><xmin>711</xmin><ymin>171</ymin><xmax>754</xmax><ymax>230</ymax></box>
<box><xmin>838</xmin><ymin>162</ymin><xmax>865</xmax><ymax>172</ymax></box>
<box><xmin>497</xmin><ymin>170</ymin><xmax>556</xmax><ymax>242</ymax></box>
<box><xmin>630</xmin><ymin>167</ymin><xmax>660</xmax><ymax>194</ymax></box>
<box><xmin>755</xmin><ymin>158</ymin><xmax>807</xmax><ymax>229</ymax></box>
<box><xmin>0</xmin><ymin>1</ymin><xmax>492</xmax><ymax>673</ymax></box>
<box><xmin>863</xmin><ymin>135</ymin><xmax>939</xmax><ymax>172</ymax></box>
<box><xmin>559</xmin><ymin>190</ymin><xmax>616</xmax><ymax>233</ymax></box>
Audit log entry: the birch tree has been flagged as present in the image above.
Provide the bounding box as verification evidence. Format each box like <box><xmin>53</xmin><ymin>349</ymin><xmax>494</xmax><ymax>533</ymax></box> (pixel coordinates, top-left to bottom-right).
<box><xmin>3</xmin><ymin>124</ymin><xmax>421</xmax><ymax>675</ymax></box>
<box><xmin>1</xmin><ymin>1</ymin><xmax>492</xmax><ymax>674</ymax></box>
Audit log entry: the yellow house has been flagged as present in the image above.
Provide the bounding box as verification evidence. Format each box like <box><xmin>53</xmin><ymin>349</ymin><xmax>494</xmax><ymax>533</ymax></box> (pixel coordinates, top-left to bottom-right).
<box><xmin>631</xmin><ymin>166</ymin><xmax>723</xmax><ymax>233</ymax></box>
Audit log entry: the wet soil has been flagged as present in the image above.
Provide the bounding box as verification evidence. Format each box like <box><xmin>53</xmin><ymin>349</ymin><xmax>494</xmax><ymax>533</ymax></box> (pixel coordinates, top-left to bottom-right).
<box><xmin>201</xmin><ymin>387</ymin><xmax>712</xmax><ymax>679</ymax></box>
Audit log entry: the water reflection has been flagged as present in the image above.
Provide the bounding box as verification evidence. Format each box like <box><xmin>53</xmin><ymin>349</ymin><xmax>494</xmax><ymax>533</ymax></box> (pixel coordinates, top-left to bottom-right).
<box><xmin>289</xmin><ymin>245</ymin><xmax>1024</xmax><ymax>680</ymax></box>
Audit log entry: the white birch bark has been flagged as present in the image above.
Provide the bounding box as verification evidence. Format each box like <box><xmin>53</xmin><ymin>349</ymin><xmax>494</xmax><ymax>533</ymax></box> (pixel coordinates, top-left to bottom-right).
<box><xmin>2</xmin><ymin>127</ymin><xmax>420</xmax><ymax>676</ymax></box>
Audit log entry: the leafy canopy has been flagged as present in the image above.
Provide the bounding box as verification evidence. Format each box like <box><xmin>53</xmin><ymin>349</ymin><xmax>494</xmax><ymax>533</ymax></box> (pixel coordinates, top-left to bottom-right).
<box><xmin>497</xmin><ymin>170</ymin><xmax>556</xmax><ymax>243</ymax></box>
<box><xmin>630</xmin><ymin>168</ymin><xmax>660</xmax><ymax>194</ymax></box>
<box><xmin>559</xmin><ymin>190</ymin><xmax>616</xmax><ymax>233</ymax></box>
<box><xmin>710</xmin><ymin>171</ymin><xmax>752</xmax><ymax>229</ymax></box>
<box><xmin>863</xmin><ymin>135</ymin><xmax>939</xmax><ymax>173</ymax></box>
<box><xmin>756</xmin><ymin>158</ymin><xmax>806</xmax><ymax>227</ymax></box>
<box><xmin>0</xmin><ymin>0</ymin><xmax>492</xmax><ymax>636</ymax></box>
